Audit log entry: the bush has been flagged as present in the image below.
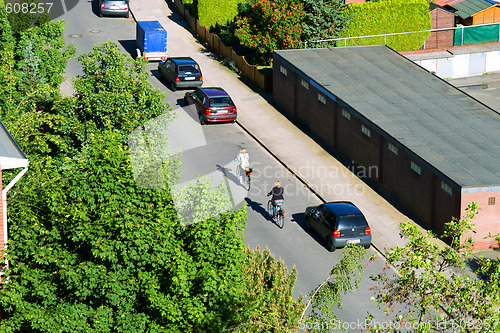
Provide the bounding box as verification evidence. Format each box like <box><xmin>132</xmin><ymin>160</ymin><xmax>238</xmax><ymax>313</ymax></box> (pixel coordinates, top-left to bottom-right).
<box><xmin>341</xmin><ymin>0</ymin><xmax>431</xmax><ymax>51</ymax></box>
<box><xmin>197</xmin><ymin>0</ymin><xmax>239</xmax><ymax>29</ymax></box>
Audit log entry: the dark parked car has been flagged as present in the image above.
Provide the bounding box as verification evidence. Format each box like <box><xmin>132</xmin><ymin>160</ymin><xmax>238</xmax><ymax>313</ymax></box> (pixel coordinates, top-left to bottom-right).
<box><xmin>99</xmin><ymin>0</ymin><xmax>129</xmax><ymax>18</ymax></box>
<box><xmin>158</xmin><ymin>57</ymin><xmax>203</xmax><ymax>91</ymax></box>
<box><xmin>305</xmin><ymin>201</ymin><xmax>371</xmax><ymax>252</ymax></box>
<box><xmin>184</xmin><ymin>87</ymin><xmax>237</xmax><ymax>125</ymax></box>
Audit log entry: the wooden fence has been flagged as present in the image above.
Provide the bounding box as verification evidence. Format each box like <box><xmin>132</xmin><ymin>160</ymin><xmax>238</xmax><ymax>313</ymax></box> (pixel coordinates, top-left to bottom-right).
<box><xmin>173</xmin><ymin>0</ymin><xmax>273</xmax><ymax>92</ymax></box>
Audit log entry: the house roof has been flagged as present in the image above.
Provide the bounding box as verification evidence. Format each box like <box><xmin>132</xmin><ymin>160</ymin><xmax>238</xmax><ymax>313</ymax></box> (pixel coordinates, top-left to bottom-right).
<box><xmin>449</xmin><ymin>0</ymin><xmax>493</xmax><ymax>18</ymax></box>
<box><xmin>0</xmin><ymin>120</ymin><xmax>28</xmax><ymax>170</ymax></box>
<box><xmin>429</xmin><ymin>2</ymin><xmax>457</xmax><ymax>14</ymax></box>
<box><xmin>273</xmin><ymin>45</ymin><xmax>500</xmax><ymax>190</ymax></box>
<box><xmin>471</xmin><ymin>3</ymin><xmax>500</xmax><ymax>16</ymax></box>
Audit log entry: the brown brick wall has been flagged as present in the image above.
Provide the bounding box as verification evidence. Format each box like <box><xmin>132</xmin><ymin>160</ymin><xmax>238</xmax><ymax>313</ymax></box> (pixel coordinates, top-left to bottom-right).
<box><xmin>297</xmin><ymin>84</ymin><xmax>336</xmax><ymax>147</ymax></box>
<box><xmin>273</xmin><ymin>58</ymin><xmax>296</xmax><ymax>119</ymax></box>
<box><xmin>461</xmin><ymin>191</ymin><xmax>500</xmax><ymax>250</ymax></box>
<box><xmin>337</xmin><ymin>113</ymin><xmax>381</xmax><ymax>182</ymax></box>
<box><xmin>426</xmin><ymin>9</ymin><xmax>455</xmax><ymax>49</ymax></box>
<box><xmin>380</xmin><ymin>142</ymin><xmax>434</xmax><ymax>224</ymax></box>
<box><xmin>432</xmin><ymin>176</ymin><xmax>461</xmax><ymax>232</ymax></box>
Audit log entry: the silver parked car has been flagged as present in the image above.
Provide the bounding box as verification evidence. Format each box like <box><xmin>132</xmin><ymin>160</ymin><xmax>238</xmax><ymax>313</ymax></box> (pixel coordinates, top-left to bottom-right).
<box><xmin>99</xmin><ymin>0</ymin><xmax>129</xmax><ymax>18</ymax></box>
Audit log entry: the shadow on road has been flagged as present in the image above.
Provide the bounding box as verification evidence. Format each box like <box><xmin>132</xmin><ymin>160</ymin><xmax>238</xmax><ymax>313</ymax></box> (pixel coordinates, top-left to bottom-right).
<box><xmin>216</xmin><ymin>164</ymin><xmax>239</xmax><ymax>187</ymax></box>
<box><xmin>291</xmin><ymin>212</ymin><xmax>328</xmax><ymax>250</ymax></box>
<box><xmin>245</xmin><ymin>197</ymin><xmax>273</xmax><ymax>222</ymax></box>
<box><xmin>118</xmin><ymin>39</ymin><xmax>137</xmax><ymax>59</ymax></box>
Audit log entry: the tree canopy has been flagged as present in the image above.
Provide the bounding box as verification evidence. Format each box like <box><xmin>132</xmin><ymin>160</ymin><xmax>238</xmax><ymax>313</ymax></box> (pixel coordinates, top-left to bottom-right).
<box><xmin>235</xmin><ymin>0</ymin><xmax>305</xmax><ymax>63</ymax></box>
<box><xmin>369</xmin><ymin>203</ymin><xmax>500</xmax><ymax>332</ymax></box>
<box><xmin>0</xmin><ymin>13</ymin><xmax>305</xmax><ymax>332</ymax></box>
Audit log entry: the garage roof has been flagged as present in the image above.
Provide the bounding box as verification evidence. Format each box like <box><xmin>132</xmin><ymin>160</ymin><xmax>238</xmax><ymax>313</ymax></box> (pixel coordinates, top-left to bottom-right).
<box><xmin>0</xmin><ymin>120</ymin><xmax>28</xmax><ymax>170</ymax></box>
<box><xmin>274</xmin><ymin>45</ymin><xmax>500</xmax><ymax>189</ymax></box>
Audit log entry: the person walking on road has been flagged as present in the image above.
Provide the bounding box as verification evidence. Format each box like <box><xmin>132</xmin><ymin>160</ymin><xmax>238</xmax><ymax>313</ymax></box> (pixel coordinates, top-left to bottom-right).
<box><xmin>235</xmin><ymin>148</ymin><xmax>250</xmax><ymax>185</ymax></box>
<box><xmin>268</xmin><ymin>180</ymin><xmax>284</xmax><ymax>217</ymax></box>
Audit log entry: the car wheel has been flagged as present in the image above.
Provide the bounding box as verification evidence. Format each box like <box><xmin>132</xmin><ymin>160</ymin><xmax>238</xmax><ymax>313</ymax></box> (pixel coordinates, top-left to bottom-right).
<box><xmin>199</xmin><ymin>114</ymin><xmax>205</xmax><ymax>125</ymax></box>
<box><xmin>125</xmin><ymin>11</ymin><xmax>129</xmax><ymax>18</ymax></box>
<box><xmin>171</xmin><ymin>83</ymin><xmax>177</xmax><ymax>92</ymax></box>
<box><xmin>326</xmin><ymin>237</ymin><xmax>335</xmax><ymax>252</ymax></box>
<box><xmin>99</xmin><ymin>10</ymin><xmax>103</xmax><ymax>17</ymax></box>
<box><xmin>364</xmin><ymin>244</ymin><xmax>370</xmax><ymax>249</ymax></box>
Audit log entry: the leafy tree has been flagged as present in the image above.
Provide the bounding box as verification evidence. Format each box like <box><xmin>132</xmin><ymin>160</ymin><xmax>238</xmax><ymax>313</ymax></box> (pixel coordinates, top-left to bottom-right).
<box><xmin>231</xmin><ymin>246</ymin><xmax>305</xmax><ymax>332</ymax></box>
<box><xmin>0</xmin><ymin>16</ymin><xmax>306</xmax><ymax>331</ymax></box>
<box><xmin>0</xmin><ymin>1</ymin><xmax>17</xmax><ymax>114</ymax></box>
<box><xmin>73</xmin><ymin>41</ymin><xmax>167</xmax><ymax>139</ymax></box>
<box><xmin>302</xmin><ymin>0</ymin><xmax>350</xmax><ymax>46</ymax></box>
<box><xmin>5</xmin><ymin>0</ymin><xmax>51</xmax><ymax>40</ymax></box>
<box><xmin>16</xmin><ymin>20</ymin><xmax>75</xmax><ymax>94</ymax></box>
<box><xmin>235</xmin><ymin>0</ymin><xmax>305</xmax><ymax>63</ymax></box>
<box><xmin>369</xmin><ymin>202</ymin><xmax>500</xmax><ymax>332</ymax></box>
<box><xmin>299</xmin><ymin>245</ymin><xmax>366</xmax><ymax>332</ymax></box>
<box><xmin>0</xmin><ymin>129</ymin><xmax>251</xmax><ymax>332</ymax></box>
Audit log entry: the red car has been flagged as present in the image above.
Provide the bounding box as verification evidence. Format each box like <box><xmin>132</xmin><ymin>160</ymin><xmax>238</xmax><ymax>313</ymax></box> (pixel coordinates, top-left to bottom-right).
<box><xmin>184</xmin><ymin>87</ymin><xmax>237</xmax><ymax>125</ymax></box>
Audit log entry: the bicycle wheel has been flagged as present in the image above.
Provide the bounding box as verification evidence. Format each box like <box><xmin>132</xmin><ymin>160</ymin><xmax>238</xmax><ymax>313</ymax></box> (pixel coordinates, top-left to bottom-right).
<box><xmin>276</xmin><ymin>209</ymin><xmax>284</xmax><ymax>229</ymax></box>
<box><xmin>267</xmin><ymin>201</ymin><xmax>273</xmax><ymax>219</ymax></box>
<box><xmin>244</xmin><ymin>175</ymin><xmax>251</xmax><ymax>191</ymax></box>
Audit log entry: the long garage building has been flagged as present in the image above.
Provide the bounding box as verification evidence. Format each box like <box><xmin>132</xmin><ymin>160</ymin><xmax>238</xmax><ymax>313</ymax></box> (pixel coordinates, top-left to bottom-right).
<box><xmin>273</xmin><ymin>45</ymin><xmax>500</xmax><ymax>250</ymax></box>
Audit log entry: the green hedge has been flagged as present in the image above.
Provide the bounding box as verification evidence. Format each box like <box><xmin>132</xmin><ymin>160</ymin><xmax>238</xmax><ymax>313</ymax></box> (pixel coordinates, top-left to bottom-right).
<box><xmin>341</xmin><ymin>0</ymin><xmax>431</xmax><ymax>51</ymax></box>
<box><xmin>197</xmin><ymin>0</ymin><xmax>239</xmax><ymax>29</ymax></box>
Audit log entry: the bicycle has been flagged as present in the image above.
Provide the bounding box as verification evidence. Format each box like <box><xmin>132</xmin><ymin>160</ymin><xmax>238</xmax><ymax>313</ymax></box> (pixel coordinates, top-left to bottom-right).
<box><xmin>237</xmin><ymin>166</ymin><xmax>252</xmax><ymax>191</ymax></box>
<box><xmin>267</xmin><ymin>200</ymin><xmax>284</xmax><ymax>228</ymax></box>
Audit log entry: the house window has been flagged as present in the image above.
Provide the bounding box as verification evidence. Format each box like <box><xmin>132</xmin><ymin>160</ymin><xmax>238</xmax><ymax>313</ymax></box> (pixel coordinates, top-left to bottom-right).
<box><xmin>411</xmin><ymin>161</ymin><xmax>422</xmax><ymax>175</ymax></box>
<box><xmin>441</xmin><ymin>181</ymin><xmax>452</xmax><ymax>195</ymax></box>
<box><xmin>388</xmin><ymin>142</ymin><xmax>398</xmax><ymax>155</ymax></box>
<box><xmin>318</xmin><ymin>93</ymin><xmax>326</xmax><ymax>104</ymax></box>
<box><xmin>301</xmin><ymin>79</ymin><xmax>309</xmax><ymax>89</ymax></box>
<box><xmin>361</xmin><ymin>125</ymin><xmax>371</xmax><ymax>138</ymax></box>
<box><xmin>489</xmin><ymin>197</ymin><xmax>496</xmax><ymax>205</ymax></box>
<box><xmin>280</xmin><ymin>65</ymin><xmax>287</xmax><ymax>76</ymax></box>
<box><xmin>341</xmin><ymin>109</ymin><xmax>351</xmax><ymax>120</ymax></box>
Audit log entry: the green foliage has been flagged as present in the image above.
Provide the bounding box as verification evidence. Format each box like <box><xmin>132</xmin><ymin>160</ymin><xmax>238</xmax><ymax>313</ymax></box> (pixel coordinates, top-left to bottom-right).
<box><xmin>235</xmin><ymin>0</ymin><xmax>305</xmax><ymax>62</ymax></box>
<box><xmin>341</xmin><ymin>0</ymin><xmax>431</xmax><ymax>51</ymax></box>
<box><xmin>301</xmin><ymin>245</ymin><xmax>366</xmax><ymax>332</ymax></box>
<box><xmin>231</xmin><ymin>246</ymin><xmax>305</xmax><ymax>332</ymax></box>
<box><xmin>0</xmin><ymin>0</ymin><xmax>17</xmax><ymax>114</ymax></box>
<box><xmin>174</xmin><ymin>177</ymin><xmax>233</xmax><ymax>226</ymax></box>
<box><xmin>0</xmin><ymin>17</ymin><xmax>305</xmax><ymax>332</ymax></box>
<box><xmin>73</xmin><ymin>41</ymin><xmax>167</xmax><ymax>140</ymax></box>
<box><xmin>369</xmin><ymin>203</ymin><xmax>500</xmax><ymax>332</ymax></box>
<box><xmin>5</xmin><ymin>0</ymin><xmax>51</xmax><ymax>39</ymax></box>
<box><xmin>16</xmin><ymin>20</ymin><xmax>76</xmax><ymax>94</ymax></box>
<box><xmin>302</xmin><ymin>0</ymin><xmax>350</xmax><ymax>44</ymax></box>
<box><xmin>197</xmin><ymin>0</ymin><xmax>239</xmax><ymax>29</ymax></box>
<box><xmin>0</xmin><ymin>129</ymin><xmax>251</xmax><ymax>332</ymax></box>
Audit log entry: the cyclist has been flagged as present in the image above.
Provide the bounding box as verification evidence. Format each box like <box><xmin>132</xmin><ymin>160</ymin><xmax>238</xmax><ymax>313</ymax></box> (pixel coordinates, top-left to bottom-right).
<box><xmin>267</xmin><ymin>180</ymin><xmax>284</xmax><ymax>217</ymax></box>
<box><xmin>235</xmin><ymin>148</ymin><xmax>250</xmax><ymax>185</ymax></box>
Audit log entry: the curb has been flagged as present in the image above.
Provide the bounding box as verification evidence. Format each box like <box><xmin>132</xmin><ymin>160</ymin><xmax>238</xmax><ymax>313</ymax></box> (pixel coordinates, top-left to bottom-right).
<box><xmin>235</xmin><ymin>119</ymin><xmax>387</xmax><ymax>258</ymax></box>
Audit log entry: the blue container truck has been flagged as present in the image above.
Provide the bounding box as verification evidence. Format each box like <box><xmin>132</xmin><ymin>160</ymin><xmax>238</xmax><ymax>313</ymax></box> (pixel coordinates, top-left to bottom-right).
<box><xmin>136</xmin><ymin>21</ymin><xmax>168</xmax><ymax>61</ymax></box>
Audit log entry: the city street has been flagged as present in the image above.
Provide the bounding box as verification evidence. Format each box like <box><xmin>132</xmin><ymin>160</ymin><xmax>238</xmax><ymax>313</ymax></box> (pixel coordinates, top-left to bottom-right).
<box><xmin>59</xmin><ymin>0</ymin><xmax>500</xmax><ymax>329</ymax></box>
